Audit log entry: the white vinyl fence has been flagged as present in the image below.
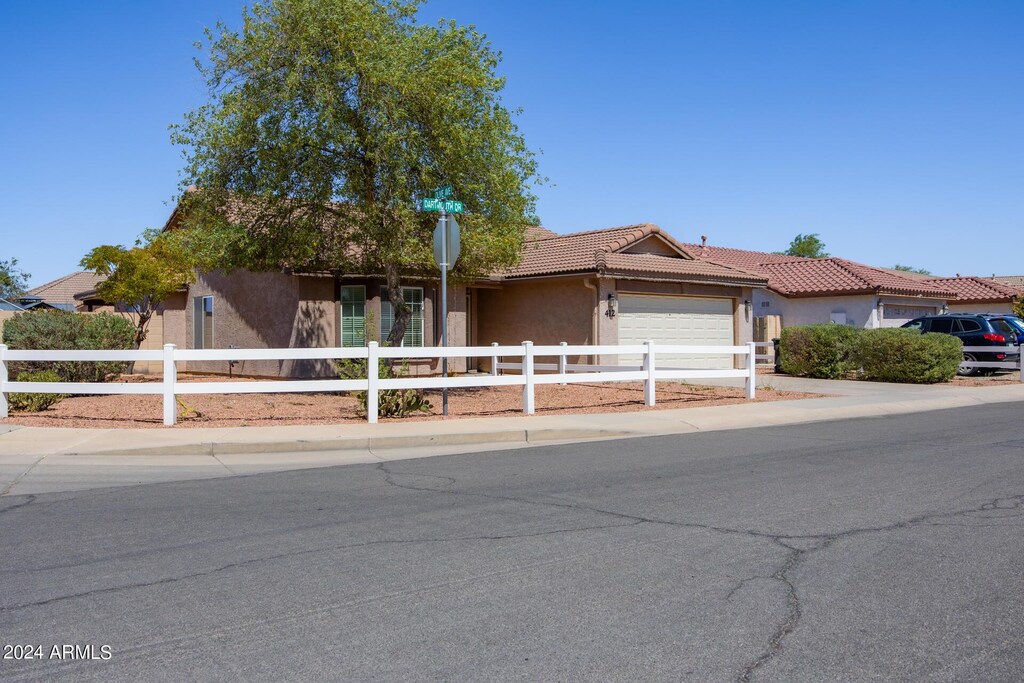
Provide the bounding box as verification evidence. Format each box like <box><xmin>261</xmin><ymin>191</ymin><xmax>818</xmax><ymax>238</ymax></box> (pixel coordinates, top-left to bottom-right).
<box><xmin>960</xmin><ymin>345</ymin><xmax>1024</xmax><ymax>373</ymax></box>
<box><xmin>0</xmin><ymin>341</ymin><xmax>759</xmax><ymax>426</ymax></box>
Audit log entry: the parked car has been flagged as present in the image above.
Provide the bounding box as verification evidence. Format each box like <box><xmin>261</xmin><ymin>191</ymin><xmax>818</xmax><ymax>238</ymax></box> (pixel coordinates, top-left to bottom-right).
<box><xmin>987</xmin><ymin>315</ymin><xmax>1024</xmax><ymax>344</ymax></box>
<box><xmin>901</xmin><ymin>314</ymin><xmax>1021</xmax><ymax>376</ymax></box>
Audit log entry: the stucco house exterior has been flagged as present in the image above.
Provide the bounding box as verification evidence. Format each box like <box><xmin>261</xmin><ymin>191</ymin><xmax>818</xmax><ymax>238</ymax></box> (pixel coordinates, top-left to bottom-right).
<box><xmin>156</xmin><ymin>217</ymin><xmax>768</xmax><ymax>378</ymax></box>
<box><xmin>681</xmin><ymin>238</ymin><xmax>959</xmax><ymax>331</ymax></box>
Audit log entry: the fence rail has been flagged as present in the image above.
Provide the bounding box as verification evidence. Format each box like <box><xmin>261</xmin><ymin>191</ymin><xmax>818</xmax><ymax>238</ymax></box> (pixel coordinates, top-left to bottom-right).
<box><xmin>0</xmin><ymin>341</ymin><xmax>759</xmax><ymax>426</ymax></box>
<box><xmin>959</xmin><ymin>345</ymin><xmax>1023</xmax><ymax>370</ymax></box>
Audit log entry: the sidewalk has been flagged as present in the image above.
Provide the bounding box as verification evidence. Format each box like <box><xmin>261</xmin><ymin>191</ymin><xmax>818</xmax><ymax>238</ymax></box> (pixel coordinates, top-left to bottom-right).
<box><xmin>2</xmin><ymin>376</ymin><xmax>1023</xmax><ymax>496</ymax></box>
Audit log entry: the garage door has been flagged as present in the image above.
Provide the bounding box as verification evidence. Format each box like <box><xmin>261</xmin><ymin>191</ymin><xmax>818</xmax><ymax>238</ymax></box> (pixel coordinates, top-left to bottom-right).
<box><xmin>882</xmin><ymin>305</ymin><xmax>938</xmax><ymax>328</ymax></box>
<box><xmin>618</xmin><ymin>295</ymin><xmax>735</xmax><ymax>369</ymax></box>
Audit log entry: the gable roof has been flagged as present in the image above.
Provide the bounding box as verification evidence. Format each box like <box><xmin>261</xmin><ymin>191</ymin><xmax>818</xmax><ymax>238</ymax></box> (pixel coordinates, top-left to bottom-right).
<box><xmin>499</xmin><ymin>224</ymin><xmax>767</xmax><ymax>287</ymax></box>
<box><xmin>922</xmin><ymin>276</ymin><xmax>1022</xmax><ymax>304</ymax></box>
<box><xmin>680</xmin><ymin>239</ymin><xmax>957</xmax><ymax>299</ymax></box>
<box><xmin>27</xmin><ymin>271</ymin><xmax>107</xmax><ymax>307</ymax></box>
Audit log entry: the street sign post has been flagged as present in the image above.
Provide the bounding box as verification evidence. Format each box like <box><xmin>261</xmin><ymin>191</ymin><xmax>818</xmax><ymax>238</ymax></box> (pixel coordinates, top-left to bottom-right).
<box><xmin>419</xmin><ymin>189</ymin><xmax>463</xmax><ymax>416</ymax></box>
<box><xmin>421</xmin><ymin>198</ymin><xmax>464</xmax><ymax>213</ymax></box>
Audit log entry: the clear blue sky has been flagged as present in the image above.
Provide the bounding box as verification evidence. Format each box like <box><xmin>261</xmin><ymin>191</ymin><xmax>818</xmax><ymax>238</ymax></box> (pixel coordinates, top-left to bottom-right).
<box><xmin>2</xmin><ymin>0</ymin><xmax>1021</xmax><ymax>288</ymax></box>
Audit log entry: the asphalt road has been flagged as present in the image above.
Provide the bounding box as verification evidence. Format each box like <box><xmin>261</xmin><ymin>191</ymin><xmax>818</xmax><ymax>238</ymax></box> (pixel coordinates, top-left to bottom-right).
<box><xmin>2</xmin><ymin>404</ymin><xmax>1023</xmax><ymax>682</ymax></box>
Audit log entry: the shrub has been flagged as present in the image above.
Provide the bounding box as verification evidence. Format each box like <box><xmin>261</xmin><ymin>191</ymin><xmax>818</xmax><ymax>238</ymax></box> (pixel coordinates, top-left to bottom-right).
<box><xmin>855</xmin><ymin>328</ymin><xmax>961</xmax><ymax>384</ymax></box>
<box><xmin>335</xmin><ymin>356</ymin><xmax>433</xmax><ymax>419</ymax></box>
<box><xmin>779</xmin><ymin>324</ymin><xmax>861</xmax><ymax>379</ymax></box>
<box><xmin>7</xmin><ymin>370</ymin><xmax>65</xmax><ymax>413</ymax></box>
<box><xmin>2</xmin><ymin>311</ymin><xmax>136</xmax><ymax>381</ymax></box>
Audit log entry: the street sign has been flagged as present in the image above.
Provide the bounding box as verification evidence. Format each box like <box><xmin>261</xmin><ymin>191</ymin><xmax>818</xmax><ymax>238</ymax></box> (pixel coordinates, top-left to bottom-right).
<box><xmin>433</xmin><ymin>185</ymin><xmax>453</xmax><ymax>199</ymax></box>
<box><xmin>433</xmin><ymin>215</ymin><xmax>460</xmax><ymax>270</ymax></box>
<box><xmin>420</xmin><ymin>197</ymin><xmax>464</xmax><ymax>213</ymax></box>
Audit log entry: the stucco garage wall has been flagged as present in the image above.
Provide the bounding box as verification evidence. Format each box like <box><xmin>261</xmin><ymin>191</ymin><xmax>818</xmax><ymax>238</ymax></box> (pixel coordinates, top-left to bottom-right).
<box><xmin>185</xmin><ymin>270</ymin><xmax>337</xmax><ymax>378</ymax></box>
<box><xmin>755</xmin><ymin>292</ymin><xmax>945</xmax><ymax>329</ymax></box>
<box><xmin>756</xmin><ymin>292</ymin><xmax>879</xmax><ymax>329</ymax></box>
<box><xmin>476</xmin><ymin>278</ymin><xmax>594</xmax><ymax>370</ymax></box>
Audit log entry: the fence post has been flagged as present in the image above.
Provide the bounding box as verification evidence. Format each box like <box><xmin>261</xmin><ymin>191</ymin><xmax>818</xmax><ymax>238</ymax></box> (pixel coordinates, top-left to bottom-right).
<box><xmin>0</xmin><ymin>344</ymin><xmax>8</xmax><ymax>419</ymax></box>
<box><xmin>746</xmin><ymin>341</ymin><xmax>757</xmax><ymax>400</ymax></box>
<box><xmin>162</xmin><ymin>344</ymin><xmax>177</xmax><ymax>426</ymax></box>
<box><xmin>522</xmin><ymin>341</ymin><xmax>535</xmax><ymax>415</ymax></box>
<box><xmin>643</xmin><ymin>340</ymin><xmax>656</xmax><ymax>406</ymax></box>
<box><xmin>1020</xmin><ymin>344</ymin><xmax>1023</xmax><ymax>384</ymax></box>
<box><xmin>491</xmin><ymin>342</ymin><xmax>499</xmax><ymax>377</ymax></box>
<box><xmin>559</xmin><ymin>341</ymin><xmax>568</xmax><ymax>385</ymax></box>
<box><xmin>367</xmin><ymin>342</ymin><xmax>379</xmax><ymax>424</ymax></box>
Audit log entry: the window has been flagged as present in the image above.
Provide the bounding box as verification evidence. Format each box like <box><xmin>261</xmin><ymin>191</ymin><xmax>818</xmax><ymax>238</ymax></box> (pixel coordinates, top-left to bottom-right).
<box><xmin>340</xmin><ymin>286</ymin><xmax>366</xmax><ymax>347</ymax></box>
<box><xmin>930</xmin><ymin>318</ymin><xmax>954</xmax><ymax>334</ymax></box>
<box><xmin>903</xmin><ymin>320</ymin><xmax>925</xmax><ymax>332</ymax></box>
<box><xmin>380</xmin><ymin>287</ymin><xmax>424</xmax><ymax>346</ymax></box>
<box><xmin>193</xmin><ymin>296</ymin><xmax>214</xmax><ymax>349</ymax></box>
<box><xmin>959</xmin><ymin>319</ymin><xmax>981</xmax><ymax>333</ymax></box>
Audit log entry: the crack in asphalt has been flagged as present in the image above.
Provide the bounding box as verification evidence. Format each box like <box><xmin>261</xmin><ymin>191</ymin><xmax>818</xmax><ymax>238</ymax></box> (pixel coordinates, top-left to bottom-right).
<box><xmin>373</xmin><ymin>462</ymin><xmax>1024</xmax><ymax>683</ymax></box>
<box><xmin>0</xmin><ymin>516</ymin><xmax>642</xmax><ymax>613</ymax></box>
<box><xmin>0</xmin><ymin>494</ymin><xmax>37</xmax><ymax>514</ymax></box>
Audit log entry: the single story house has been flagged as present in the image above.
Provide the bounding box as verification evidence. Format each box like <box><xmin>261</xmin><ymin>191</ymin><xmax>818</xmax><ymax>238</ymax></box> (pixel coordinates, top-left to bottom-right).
<box><xmin>681</xmin><ymin>238</ymin><xmax>959</xmax><ymax>332</ymax></box>
<box><xmin>926</xmin><ymin>277</ymin><xmax>1022</xmax><ymax>315</ymax></box>
<box><xmin>162</xmin><ymin>212</ymin><xmax>768</xmax><ymax>377</ymax></box>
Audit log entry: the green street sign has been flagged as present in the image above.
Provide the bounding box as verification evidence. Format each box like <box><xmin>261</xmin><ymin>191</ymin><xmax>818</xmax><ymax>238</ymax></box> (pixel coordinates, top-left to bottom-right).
<box><xmin>420</xmin><ymin>198</ymin><xmax>464</xmax><ymax>213</ymax></box>
<box><xmin>433</xmin><ymin>184</ymin><xmax>453</xmax><ymax>199</ymax></box>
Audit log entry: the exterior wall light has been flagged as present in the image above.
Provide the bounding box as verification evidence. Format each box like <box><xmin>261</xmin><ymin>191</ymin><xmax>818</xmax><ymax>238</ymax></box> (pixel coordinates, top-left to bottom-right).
<box><xmin>606</xmin><ymin>292</ymin><xmax>617</xmax><ymax>318</ymax></box>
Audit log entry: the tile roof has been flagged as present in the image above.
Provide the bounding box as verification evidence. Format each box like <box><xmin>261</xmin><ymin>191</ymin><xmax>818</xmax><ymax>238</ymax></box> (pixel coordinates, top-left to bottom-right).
<box><xmin>922</xmin><ymin>276</ymin><xmax>1022</xmax><ymax>303</ymax></box>
<box><xmin>27</xmin><ymin>271</ymin><xmax>107</xmax><ymax>307</ymax></box>
<box><xmin>761</xmin><ymin>259</ymin><xmax>958</xmax><ymax>298</ymax></box>
<box><xmin>992</xmin><ymin>275</ymin><xmax>1024</xmax><ymax>288</ymax></box>
<box><xmin>680</xmin><ymin>240</ymin><xmax>957</xmax><ymax>298</ymax></box>
<box><xmin>499</xmin><ymin>224</ymin><xmax>767</xmax><ymax>286</ymax></box>
<box><xmin>678</xmin><ymin>242</ymin><xmax>812</xmax><ymax>270</ymax></box>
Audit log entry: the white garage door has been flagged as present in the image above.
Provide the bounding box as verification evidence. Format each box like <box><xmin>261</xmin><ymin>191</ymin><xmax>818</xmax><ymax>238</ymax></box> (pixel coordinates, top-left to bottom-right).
<box><xmin>882</xmin><ymin>305</ymin><xmax>938</xmax><ymax>328</ymax></box>
<box><xmin>618</xmin><ymin>295</ymin><xmax>735</xmax><ymax>369</ymax></box>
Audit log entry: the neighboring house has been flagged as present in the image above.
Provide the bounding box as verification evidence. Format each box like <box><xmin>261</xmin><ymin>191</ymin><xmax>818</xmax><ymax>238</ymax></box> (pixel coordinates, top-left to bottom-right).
<box><xmin>992</xmin><ymin>275</ymin><xmax>1024</xmax><ymax>290</ymax></box>
<box><xmin>22</xmin><ymin>271</ymin><xmax>108</xmax><ymax>311</ymax></box>
<box><xmin>926</xmin><ymin>277</ymin><xmax>1022</xmax><ymax>315</ymax></box>
<box><xmin>681</xmin><ymin>238</ymin><xmax>958</xmax><ymax>331</ymax></box>
<box><xmin>0</xmin><ymin>298</ymin><xmax>25</xmax><ymax>311</ymax></box>
<box><xmin>164</xmin><ymin>205</ymin><xmax>769</xmax><ymax>377</ymax></box>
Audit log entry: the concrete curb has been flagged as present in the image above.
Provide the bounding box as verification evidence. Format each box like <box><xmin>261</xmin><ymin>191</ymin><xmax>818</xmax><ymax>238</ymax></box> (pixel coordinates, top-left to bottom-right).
<box><xmin>61</xmin><ymin>428</ymin><xmax>638</xmax><ymax>457</ymax></box>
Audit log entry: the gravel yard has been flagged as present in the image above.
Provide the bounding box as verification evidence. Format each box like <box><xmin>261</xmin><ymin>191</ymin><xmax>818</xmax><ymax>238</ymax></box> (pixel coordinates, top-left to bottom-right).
<box><xmin>0</xmin><ymin>375</ymin><xmax>816</xmax><ymax>429</ymax></box>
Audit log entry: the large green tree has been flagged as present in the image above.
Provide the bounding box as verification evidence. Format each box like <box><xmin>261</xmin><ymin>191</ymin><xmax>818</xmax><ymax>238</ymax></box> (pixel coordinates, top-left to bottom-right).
<box><xmin>171</xmin><ymin>0</ymin><xmax>540</xmax><ymax>346</ymax></box>
<box><xmin>777</xmin><ymin>233</ymin><xmax>829</xmax><ymax>259</ymax></box>
<box><xmin>80</xmin><ymin>232</ymin><xmax>196</xmax><ymax>348</ymax></box>
<box><xmin>0</xmin><ymin>258</ymin><xmax>30</xmax><ymax>300</ymax></box>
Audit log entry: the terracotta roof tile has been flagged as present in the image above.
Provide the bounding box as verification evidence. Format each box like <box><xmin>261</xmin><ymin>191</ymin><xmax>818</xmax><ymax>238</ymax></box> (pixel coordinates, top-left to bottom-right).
<box><xmin>499</xmin><ymin>224</ymin><xmax>766</xmax><ymax>286</ymax></box>
<box><xmin>922</xmin><ymin>276</ymin><xmax>1022</xmax><ymax>303</ymax></box>
<box><xmin>758</xmin><ymin>259</ymin><xmax>958</xmax><ymax>298</ymax></box>
<box><xmin>992</xmin><ymin>275</ymin><xmax>1024</xmax><ymax>289</ymax></box>
<box><xmin>680</xmin><ymin>240</ymin><xmax>957</xmax><ymax>298</ymax></box>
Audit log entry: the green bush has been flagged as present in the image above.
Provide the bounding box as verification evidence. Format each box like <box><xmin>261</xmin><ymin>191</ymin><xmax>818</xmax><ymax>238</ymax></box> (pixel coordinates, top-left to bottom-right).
<box><xmin>8</xmin><ymin>370</ymin><xmax>65</xmax><ymax>413</ymax></box>
<box><xmin>779</xmin><ymin>324</ymin><xmax>861</xmax><ymax>379</ymax></box>
<box><xmin>2</xmin><ymin>310</ymin><xmax>136</xmax><ymax>382</ymax></box>
<box><xmin>855</xmin><ymin>328</ymin><xmax>961</xmax><ymax>384</ymax></box>
<box><xmin>335</xmin><ymin>356</ymin><xmax>433</xmax><ymax>418</ymax></box>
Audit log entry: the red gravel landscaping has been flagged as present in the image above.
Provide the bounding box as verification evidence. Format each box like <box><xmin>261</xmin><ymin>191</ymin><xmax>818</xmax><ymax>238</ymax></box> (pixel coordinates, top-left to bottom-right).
<box><xmin>0</xmin><ymin>376</ymin><xmax>818</xmax><ymax>429</ymax></box>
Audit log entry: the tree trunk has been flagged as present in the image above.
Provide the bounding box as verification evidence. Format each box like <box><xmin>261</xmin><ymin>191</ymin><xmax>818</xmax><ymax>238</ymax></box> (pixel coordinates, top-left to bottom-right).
<box><xmin>383</xmin><ymin>263</ymin><xmax>410</xmax><ymax>366</ymax></box>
